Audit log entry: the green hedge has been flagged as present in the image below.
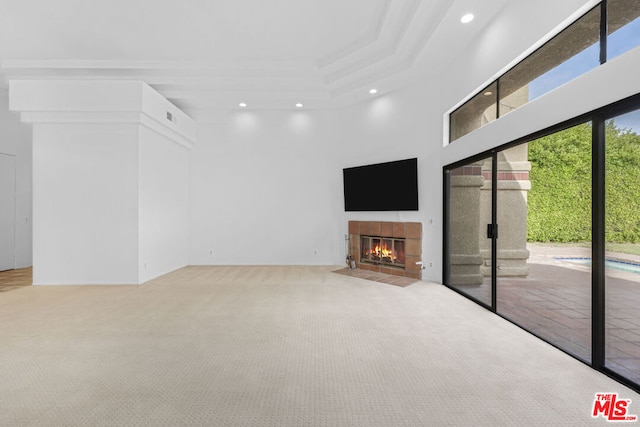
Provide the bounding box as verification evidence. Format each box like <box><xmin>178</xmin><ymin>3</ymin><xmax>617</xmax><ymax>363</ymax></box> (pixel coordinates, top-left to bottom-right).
<box><xmin>527</xmin><ymin>121</ymin><xmax>640</xmax><ymax>243</ymax></box>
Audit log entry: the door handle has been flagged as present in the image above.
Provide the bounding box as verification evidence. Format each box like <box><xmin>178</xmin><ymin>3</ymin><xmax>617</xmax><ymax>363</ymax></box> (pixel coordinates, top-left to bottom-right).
<box><xmin>487</xmin><ymin>223</ymin><xmax>498</xmax><ymax>239</ymax></box>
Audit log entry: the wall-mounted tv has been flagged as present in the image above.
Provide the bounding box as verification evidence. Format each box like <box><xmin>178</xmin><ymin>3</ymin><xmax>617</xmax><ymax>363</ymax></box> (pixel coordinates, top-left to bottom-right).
<box><xmin>343</xmin><ymin>158</ymin><xmax>418</xmax><ymax>211</ymax></box>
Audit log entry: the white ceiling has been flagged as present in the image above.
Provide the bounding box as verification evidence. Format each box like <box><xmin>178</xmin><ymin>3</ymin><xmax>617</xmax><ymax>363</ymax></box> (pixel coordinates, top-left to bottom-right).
<box><xmin>0</xmin><ymin>0</ymin><xmax>509</xmax><ymax>119</ymax></box>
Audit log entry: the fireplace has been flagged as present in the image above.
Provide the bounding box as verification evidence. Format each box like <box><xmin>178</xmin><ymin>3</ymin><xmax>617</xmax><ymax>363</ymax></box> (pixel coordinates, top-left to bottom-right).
<box><xmin>347</xmin><ymin>221</ymin><xmax>422</xmax><ymax>279</ymax></box>
<box><xmin>360</xmin><ymin>236</ymin><xmax>405</xmax><ymax>267</ymax></box>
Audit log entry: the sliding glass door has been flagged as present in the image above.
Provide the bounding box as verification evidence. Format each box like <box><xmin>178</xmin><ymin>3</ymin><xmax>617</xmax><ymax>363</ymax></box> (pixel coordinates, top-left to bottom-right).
<box><xmin>446</xmin><ymin>156</ymin><xmax>494</xmax><ymax>308</ymax></box>
<box><xmin>445</xmin><ymin>98</ymin><xmax>640</xmax><ymax>392</ymax></box>
<box><xmin>604</xmin><ymin>108</ymin><xmax>640</xmax><ymax>384</ymax></box>
<box><xmin>495</xmin><ymin>126</ymin><xmax>592</xmax><ymax>363</ymax></box>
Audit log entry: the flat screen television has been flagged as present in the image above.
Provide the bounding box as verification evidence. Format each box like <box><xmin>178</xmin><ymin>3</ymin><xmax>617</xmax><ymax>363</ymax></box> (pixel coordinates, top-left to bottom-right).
<box><xmin>343</xmin><ymin>158</ymin><xmax>418</xmax><ymax>211</ymax></box>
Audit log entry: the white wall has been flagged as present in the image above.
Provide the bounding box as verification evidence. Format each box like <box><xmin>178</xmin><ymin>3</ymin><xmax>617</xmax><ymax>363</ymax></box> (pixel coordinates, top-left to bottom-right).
<box><xmin>138</xmin><ymin>126</ymin><xmax>190</xmax><ymax>283</ymax></box>
<box><xmin>439</xmin><ymin>0</ymin><xmax>611</xmax><ymax>165</ymax></box>
<box><xmin>31</xmin><ymin>121</ymin><xmax>193</xmax><ymax>285</ymax></box>
<box><xmin>32</xmin><ymin>123</ymin><xmax>139</xmax><ymax>284</ymax></box>
<box><xmin>190</xmin><ymin>110</ymin><xmax>342</xmax><ymax>265</ymax></box>
<box><xmin>442</xmin><ymin>46</ymin><xmax>640</xmax><ymax>166</ymax></box>
<box><xmin>439</xmin><ymin>0</ymin><xmax>595</xmax><ymax>121</ymax></box>
<box><xmin>333</xmin><ymin>84</ymin><xmax>444</xmax><ymax>281</ymax></box>
<box><xmin>11</xmin><ymin>80</ymin><xmax>195</xmax><ymax>285</ymax></box>
<box><xmin>0</xmin><ymin>89</ymin><xmax>32</xmax><ymax>268</ymax></box>
<box><xmin>6</xmin><ymin>0</ymin><xmax>627</xmax><ymax>286</ymax></box>
<box><xmin>188</xmin><ymin>83</ymin><xmax>445</xmax><ymax>281</ymax></box>
<box><xmin>188</xmin><ymin>0</ymin><xmax>639</xmax><ymax>285</ymax></box>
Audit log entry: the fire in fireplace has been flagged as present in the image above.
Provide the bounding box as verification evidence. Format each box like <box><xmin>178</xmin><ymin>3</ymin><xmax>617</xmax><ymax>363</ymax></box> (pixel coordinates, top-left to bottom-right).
<box><xmin>360</xmin><ymin>235</ymin><xmax>405</xmax><ymax>268</ymax></box>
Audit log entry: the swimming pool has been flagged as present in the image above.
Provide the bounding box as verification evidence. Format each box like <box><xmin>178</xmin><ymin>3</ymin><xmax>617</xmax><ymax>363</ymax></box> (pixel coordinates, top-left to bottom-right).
<box><xmin>555</xmin><ymin>257</ymin><xmax>640</xmax><ymax>274</ymax></box>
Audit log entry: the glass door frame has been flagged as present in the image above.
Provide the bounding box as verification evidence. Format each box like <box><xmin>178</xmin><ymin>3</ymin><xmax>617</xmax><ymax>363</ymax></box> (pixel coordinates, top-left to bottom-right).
<box><xmin>443</xmin><ymin>91</ymin><xmax>640</xmax><ymax>394</ymax></box>
<box><xmin>443</xmin><ymin>152</ymin><xmax>498</xmax><ymax>312</ymax></box>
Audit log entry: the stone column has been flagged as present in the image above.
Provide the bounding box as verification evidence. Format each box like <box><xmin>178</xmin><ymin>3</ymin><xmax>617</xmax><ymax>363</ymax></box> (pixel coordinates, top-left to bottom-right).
<box><xmin>478</xmin><ymin>145</ymin><xmax>531</xmax><ymax>277</ymax></box>
<box><xmin>496</xmin><ymin>145</ymin><xmax>531</xmax><ymax>276</ymax></box>
<box><xmin>449</xmin><ymin>163</ymin><xmax>484</xmax><ymax>285</ymax></box>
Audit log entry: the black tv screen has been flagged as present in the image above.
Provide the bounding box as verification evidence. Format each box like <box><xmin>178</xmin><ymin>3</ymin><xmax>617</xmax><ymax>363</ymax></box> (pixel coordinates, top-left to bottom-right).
<box><xmin>343</xmin><ymin>158</ymin><xmax>418</xmax><ymax>211</ymax></box>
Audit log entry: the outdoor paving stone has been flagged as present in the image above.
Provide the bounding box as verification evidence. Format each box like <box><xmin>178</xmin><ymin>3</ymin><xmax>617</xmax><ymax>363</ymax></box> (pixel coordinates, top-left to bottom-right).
<box><xmin>608</xmin><ymin>341</ymin><xmax>640</xmax><ymax>358</ymax></box>
<box><xmin>554</xmin><ymin>308</ymin><xmax>590</xmax><ymax>319</ymax></box>
<box><xmin>607</xmin><ymin>328</ymin><xmax>640</xmax><ymax>342</ymax></box>
<box><xmin>607</xmin><ymin>318</ymin><xmax>640</xmax><ymax>329</ymax></box>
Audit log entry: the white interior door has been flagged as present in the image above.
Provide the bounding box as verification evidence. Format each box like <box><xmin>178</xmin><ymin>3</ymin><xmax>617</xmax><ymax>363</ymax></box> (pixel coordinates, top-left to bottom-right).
<box><xmin>0</xmin><ymin>153</ymin><xmax>16</xmax><ymax>271</ymax></box>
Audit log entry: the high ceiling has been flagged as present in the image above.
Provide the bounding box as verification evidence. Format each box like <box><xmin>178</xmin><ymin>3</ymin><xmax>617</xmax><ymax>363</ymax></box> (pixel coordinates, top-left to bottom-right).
<box><xmin>0</xmin><ymin>0</ymin><xmax>508</xmax><ymax>119</ymax></box>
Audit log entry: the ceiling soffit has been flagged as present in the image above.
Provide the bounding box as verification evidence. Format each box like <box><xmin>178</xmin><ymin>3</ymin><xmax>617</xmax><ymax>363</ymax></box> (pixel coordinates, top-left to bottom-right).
<box><xmin>0</xmin><ymin>0</ymin><xmax>456</xmax><ymax>116</ymax></box>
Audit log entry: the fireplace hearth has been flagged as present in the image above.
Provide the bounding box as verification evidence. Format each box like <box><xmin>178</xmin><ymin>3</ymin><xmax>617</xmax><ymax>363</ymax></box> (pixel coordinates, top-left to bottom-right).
<box><xmin>348</xmin><ymin>221</ymin><xmax>422</xmax><ymax>279</ymax></box>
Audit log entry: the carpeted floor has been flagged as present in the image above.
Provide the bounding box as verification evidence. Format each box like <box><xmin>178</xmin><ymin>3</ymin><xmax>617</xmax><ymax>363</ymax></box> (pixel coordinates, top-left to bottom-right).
<box><xmin>0</xmin><ymin>265</ymin><xmax>637</xmax><ymax>426</ymax></box>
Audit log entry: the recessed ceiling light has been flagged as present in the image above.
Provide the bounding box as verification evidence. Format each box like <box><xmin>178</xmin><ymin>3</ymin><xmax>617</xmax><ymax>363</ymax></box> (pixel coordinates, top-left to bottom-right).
<box><xmin>295</xmin><ymin>103</ymin><xmax>303</xmax><ymax>108</ymax></box>
<box><xmin>484</xmin><ymin>91</ymin><xmax>493</xmax><ymax>96</ymax></box>
<box><xmin>239</xmin><ymin>102</ymin><xmax>247</xmax><ymax>108</ymax></box>
<box><xmin>461</xmin><ymin>13</ymin><xmax>474</xmax><ymax>24</ymax></box>
<box><xmin>369</xmin><ymin>88</ymin><xmax>378</xmax><ymax>94</ymax></box>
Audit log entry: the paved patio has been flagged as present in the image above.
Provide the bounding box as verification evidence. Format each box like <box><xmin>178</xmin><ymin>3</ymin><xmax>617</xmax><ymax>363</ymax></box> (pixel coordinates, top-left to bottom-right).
<box><xmin>451</xmin><ymin>244</ymin><xmax>640</xmax><ymax>386</ymax></box>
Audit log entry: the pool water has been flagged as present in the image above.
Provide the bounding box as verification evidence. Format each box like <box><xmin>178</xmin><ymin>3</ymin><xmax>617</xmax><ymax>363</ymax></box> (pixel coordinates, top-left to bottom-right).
<box><xmin>556</xmin><ymin>257</ymin><xmax>640</xmax><ymax>274</ymax></box>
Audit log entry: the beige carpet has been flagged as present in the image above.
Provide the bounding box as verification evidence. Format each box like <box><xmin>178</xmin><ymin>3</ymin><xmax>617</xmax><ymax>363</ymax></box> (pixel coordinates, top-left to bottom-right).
<box><xmin>0</xmin><ymin>265</ymin><xmax>637</xmax><ymax>426</ymax></box>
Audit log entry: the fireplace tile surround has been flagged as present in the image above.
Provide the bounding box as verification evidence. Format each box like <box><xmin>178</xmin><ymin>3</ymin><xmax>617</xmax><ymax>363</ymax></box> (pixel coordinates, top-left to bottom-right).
<box><xmin>348</xmin><ymin>221</ymin><xmax>422</xmax><ymax>280</ymax></box>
